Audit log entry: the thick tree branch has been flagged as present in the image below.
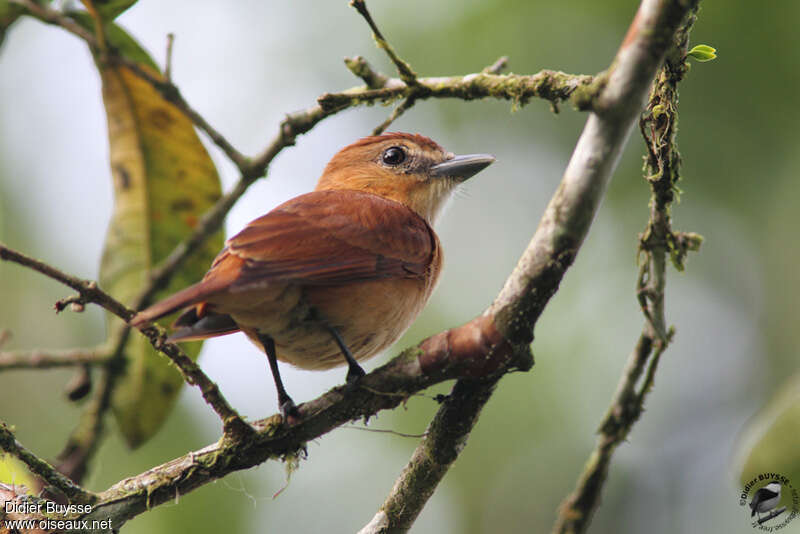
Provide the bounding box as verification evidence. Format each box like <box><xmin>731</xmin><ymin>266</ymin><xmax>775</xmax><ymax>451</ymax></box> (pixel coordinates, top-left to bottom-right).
<box><xmin>552</xmin><ymin>6</ymin><xmax>702</xmax><ymax>534</ymax></box>
<box><xmin>362</xmin><ymin>1</ymin><xmax>702</xmax><ymax>532</ymax></box>
<box><xmin>359</xmin><ymin>378</ymin><xmax>501</xmax><ymax>534</ymax></box>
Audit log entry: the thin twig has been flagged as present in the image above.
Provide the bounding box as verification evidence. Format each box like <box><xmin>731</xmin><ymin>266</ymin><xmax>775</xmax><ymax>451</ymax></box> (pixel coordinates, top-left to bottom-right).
<box><xmin>344</xmin><ymin>56</ymin><xmax>389</xmax><ymax>89</ymax></box>
<box><xmin>165</xmin><ymin>32</ymin><xmax>175</xmax><ymax>82</ymax></box>
<box><xmin>341</xmin><ymin>426</ymin><xmax>427</xmax><ymax>439</ymax></box>
<box><xmin>0</xmin><ymin>245</ymin><xmax>131</xmax><ymax>320</ymax></box>
<box><xmin>0</xmin><ymin>347</ymin><xmax>109</xmax><ymax>371</ymax></box>
<box><xmin>105</xmin><ymin>54</ymin><xmax>250</xmax><ymax>171</ymax></box>
<box><xmin>372</xmin><ymin>95</ymin><xmax>416</xmax><ymax>135</ymax></box>
<box><xmin>350</xmin><ymin>0</ymin><xmax>418</xmax><ymax>86</ymax></box>
<box><xmin>482</xmin><ymin>56</ymin><xmax>509</xmax><ymax>75</ymax></box>
<box><xmin>9</xmin><ymin>0</ymin><xmax>94</xmax><ymax>42</ymax></box>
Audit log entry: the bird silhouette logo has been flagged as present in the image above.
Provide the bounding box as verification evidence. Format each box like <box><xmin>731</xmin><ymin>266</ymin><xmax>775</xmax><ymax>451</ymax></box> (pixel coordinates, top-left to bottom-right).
<box><xmin>750</xmin><ymin>482</ymin><xmax>782</xmax><ymax>521</ymax></box>
<box><xmin>739</xmin><ymin>474</ymin><xmax>800</xmax><ymax>531</ymax></box>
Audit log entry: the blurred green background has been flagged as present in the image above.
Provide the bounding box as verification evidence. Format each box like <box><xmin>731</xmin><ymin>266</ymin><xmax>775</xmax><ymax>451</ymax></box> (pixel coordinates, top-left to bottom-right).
<box><xmin>1</xmin><ymin>1</ymin><xmax>799</xmax><ymax>532</ymax></box>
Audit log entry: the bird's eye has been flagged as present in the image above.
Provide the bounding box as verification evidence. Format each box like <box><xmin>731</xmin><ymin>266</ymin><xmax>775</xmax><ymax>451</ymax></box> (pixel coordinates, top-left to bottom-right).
<box><xmin>382</xmin><ymin>146</ymin><xmax>406</xmax><ymax>166</ymax></box>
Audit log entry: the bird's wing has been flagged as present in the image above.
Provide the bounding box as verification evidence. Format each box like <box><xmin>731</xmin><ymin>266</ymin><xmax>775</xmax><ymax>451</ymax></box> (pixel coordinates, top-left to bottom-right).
<box><xmin>130</xmin><ymin>190</ymin><xmax>436</xmax><ymax>327</ymax></box>
<box><xmin>226</xmin><ymin>189</ymin><xmax>436</xmax><ymax>289</ymax></box>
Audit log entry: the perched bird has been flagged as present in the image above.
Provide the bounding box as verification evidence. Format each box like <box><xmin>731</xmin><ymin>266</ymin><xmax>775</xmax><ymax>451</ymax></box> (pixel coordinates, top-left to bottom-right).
<box><xmin>750</xmin><ymin>482</ymin><xmax>782</xmax><ymax>519</ymax></box>
<box><xmin>131</xmin><ymin>133</ymin><xmax>494</xmax><ymax>416</ymax></box>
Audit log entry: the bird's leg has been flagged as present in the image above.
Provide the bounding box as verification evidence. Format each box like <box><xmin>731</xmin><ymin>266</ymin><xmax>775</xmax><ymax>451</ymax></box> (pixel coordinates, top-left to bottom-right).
<box><xmin>256</xmin><ymin>333</ymin><xmax>299</xmax><ymax>419</ymax></box>
<box><xmin>326</xmin><ymin>325</ymin><xmax>365</xmax><ymax>388</ymax></box>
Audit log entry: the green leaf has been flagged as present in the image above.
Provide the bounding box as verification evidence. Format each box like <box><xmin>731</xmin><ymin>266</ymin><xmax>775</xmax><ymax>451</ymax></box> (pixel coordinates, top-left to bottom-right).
<box><xmin>95</xmin><ymin>25</ymin><xmax>223</xmax><ymax>448</ymax></box>
<box><xmin>92</xmin><ymin>0</ymin><xmax>138</xmax><ymax>21</ymax></box>
<box><xmin>68</xmin><ymin>11</ymin><xmax>158</xmax><ymax>70</ymax></box>
<box><xmin>687</xmin><ymin>44</ymin><xmax>717</xmax><ymax>62</ymax></box>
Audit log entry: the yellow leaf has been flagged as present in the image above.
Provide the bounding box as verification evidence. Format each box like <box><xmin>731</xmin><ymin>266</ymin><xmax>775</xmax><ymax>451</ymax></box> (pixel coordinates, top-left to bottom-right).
<box><xmin>99</xmin><ymin>58</ymin><xmax>223</xmax><ymax>447</ymax></box>
<box><xmin>0</xmin><ymin>454</ymin><xmax>37</xmax><ymax>493</ymax></box>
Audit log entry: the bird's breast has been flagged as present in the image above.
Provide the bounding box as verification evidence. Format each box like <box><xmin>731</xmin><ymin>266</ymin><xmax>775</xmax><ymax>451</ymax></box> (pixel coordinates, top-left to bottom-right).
<box><xmin>228</xmin><ymin>252</ymin><xmax>442</xmax><ymax>371</ymax></box>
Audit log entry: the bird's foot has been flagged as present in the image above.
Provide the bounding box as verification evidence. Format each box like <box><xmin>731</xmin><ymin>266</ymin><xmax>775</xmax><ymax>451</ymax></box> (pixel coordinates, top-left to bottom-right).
<box><xmin>279</xmin><ymin>396</ymin><xmax>300</xmax><ymax>424</ymax></box>
<box><xmin>345</xmin><ymin>363</ymin><xmax>366</xmax><ymax>392</ymax></box>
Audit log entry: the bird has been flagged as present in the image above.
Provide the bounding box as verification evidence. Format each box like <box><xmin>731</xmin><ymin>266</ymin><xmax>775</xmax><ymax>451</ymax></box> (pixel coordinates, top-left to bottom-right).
<box><xmin>130</xmin><ymin>133</ymin><xmax>495</xmax><ymax>417</ymax></box>
<box><xmin>750</xmin><ymin>482</ymin><xmax>782</xmax><ymax>519</ymax></box>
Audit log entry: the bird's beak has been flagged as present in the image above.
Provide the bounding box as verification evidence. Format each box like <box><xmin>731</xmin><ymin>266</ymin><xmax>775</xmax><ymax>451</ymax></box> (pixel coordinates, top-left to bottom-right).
<box><xmin>430</xmin><ymin>153</ymin><xmax>495</xmax><ymax>181</ymax></box>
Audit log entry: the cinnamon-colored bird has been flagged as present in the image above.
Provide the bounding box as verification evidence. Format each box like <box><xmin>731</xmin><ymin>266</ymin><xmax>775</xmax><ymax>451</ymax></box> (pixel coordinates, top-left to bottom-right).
<box><xmin>131</xmin><ymin>133</ymin><xmax>494</xmax><ymax>416</ymax></box>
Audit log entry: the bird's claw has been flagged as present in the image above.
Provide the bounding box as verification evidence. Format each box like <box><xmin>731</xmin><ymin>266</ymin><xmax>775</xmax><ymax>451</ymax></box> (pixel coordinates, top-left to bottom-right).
<box><xmin>279</xmin><ymin>397</ymin><xmax>300</xmax><ymax>423</ymax></box>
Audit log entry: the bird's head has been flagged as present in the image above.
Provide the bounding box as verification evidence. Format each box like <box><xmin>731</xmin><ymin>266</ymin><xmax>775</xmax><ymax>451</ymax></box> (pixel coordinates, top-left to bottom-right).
<box><xmin>315</xmin><ymin>133</ymin><xmax>495</xmax><ymax>224</ymax></box>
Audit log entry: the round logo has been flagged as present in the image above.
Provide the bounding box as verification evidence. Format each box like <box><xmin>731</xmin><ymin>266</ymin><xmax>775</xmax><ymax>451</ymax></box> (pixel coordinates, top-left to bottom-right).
<box><xmin>740</xmin><ymin>473</ymin><xmax>799</xmax><ymax>531</ymax></box>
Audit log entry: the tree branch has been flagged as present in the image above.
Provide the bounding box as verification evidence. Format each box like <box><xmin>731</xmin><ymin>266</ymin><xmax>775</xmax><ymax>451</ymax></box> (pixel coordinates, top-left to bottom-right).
<box><xmin>0</xmin><ymin>347</ymin><xmax>109</xmax><ymax>371</ymax></box>
<box><xmin>362</xmin><ymin>1</ymin><xmax>702</xmax><ymax>532</ymax></box>
<box><xmin>552</xmin><ymin>5</ymin><xmax>702</xmax><ymax>534</ymax></box>
<box><xmin>372</xmin><ymin>95</ymin><xmax>417</xmax><ymax>136</ymax></box>
<box><xmin>344</xmin><ymin>56</ymin><xmax>389</xmax><ymax>89</ymax></box>
<box><xmin>317</xmin><ymin>70</ymin><xmax>596</xmax><ymax>114</ymax></box>
<box><xmin>359</xmin><ymin>378</ymin><xmax>500</xmax><ymax>534</ymax></box>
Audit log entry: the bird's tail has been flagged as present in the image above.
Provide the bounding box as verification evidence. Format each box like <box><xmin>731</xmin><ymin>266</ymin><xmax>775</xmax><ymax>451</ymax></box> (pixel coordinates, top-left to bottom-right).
<box><xmin>129</xmin><ymin>277</ymin><xmax>229</xmax><ymax>328</ymax></box>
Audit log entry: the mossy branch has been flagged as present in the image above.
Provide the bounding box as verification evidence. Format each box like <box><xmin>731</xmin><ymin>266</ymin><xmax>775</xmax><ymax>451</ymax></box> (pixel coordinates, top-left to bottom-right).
<box><xmin>318</xmin><ymin>70</ymin><xmax>596</xmax><ymax>113</ymax></box>
<box><xmin>552</xmin><ymin>5</ymin><xmax>703</xmax><ymax>534</ymax></box>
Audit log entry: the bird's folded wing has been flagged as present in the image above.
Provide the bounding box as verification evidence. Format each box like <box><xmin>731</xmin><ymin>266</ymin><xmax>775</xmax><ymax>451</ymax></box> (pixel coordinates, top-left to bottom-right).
<box><xmin>225</xmin><ymin>189</ymin><xmax>436</xmax><ymax>289</ymax></box>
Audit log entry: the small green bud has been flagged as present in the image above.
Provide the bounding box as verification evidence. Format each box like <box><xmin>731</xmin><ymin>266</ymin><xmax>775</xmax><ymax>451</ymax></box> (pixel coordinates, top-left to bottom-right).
<box><xmin>687</xmin><ymin>44</ymin><xmax>717</xmax><ymax>62</ymax></box>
